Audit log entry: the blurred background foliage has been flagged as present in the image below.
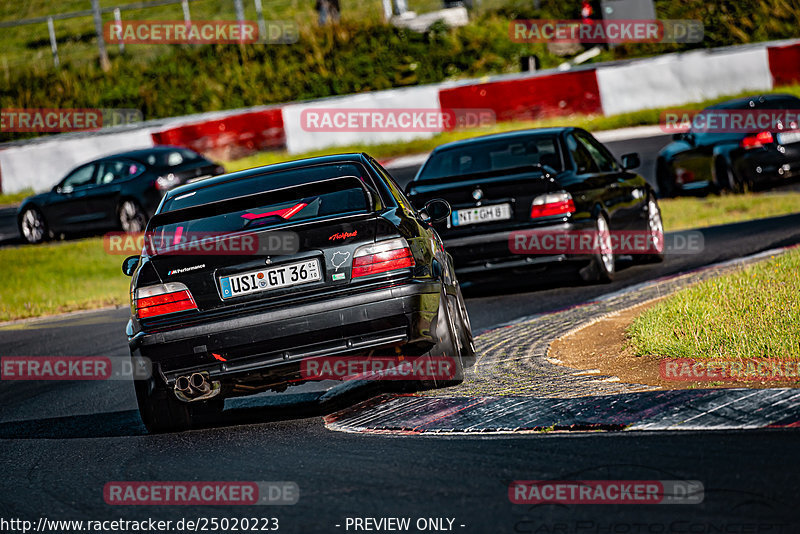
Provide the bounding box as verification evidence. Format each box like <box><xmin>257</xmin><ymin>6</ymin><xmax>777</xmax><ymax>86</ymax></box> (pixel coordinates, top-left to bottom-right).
<box><xmin>0</xmin><ymin>0</ymin><xmax>798</xmax><ymax>142</ymax></box>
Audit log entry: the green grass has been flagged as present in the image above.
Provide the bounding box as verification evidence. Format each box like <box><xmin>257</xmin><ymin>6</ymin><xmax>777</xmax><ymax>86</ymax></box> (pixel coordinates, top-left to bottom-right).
<box><xmin>627</xmin><ymin>248</ymin><xmax>800</xmax><ymax>360</ymax></box>
<box><xmin>659</xmin><ymin>192</ymin><xmax>800</xmax><ymax>232</ymax></box>
<box><xmin>226</xmin><ymin>85</ymin><xmax>800</xmax><ymax>172</ymax></box>
<box><xmin>0</xmin><ymin>189</ymin><xmax>33</xmax><ymax>207</ymax></box>
<box><xmin>0</xmin><ymin>237</ymin><xmax>130</xmax><ymax>322</ymax></box>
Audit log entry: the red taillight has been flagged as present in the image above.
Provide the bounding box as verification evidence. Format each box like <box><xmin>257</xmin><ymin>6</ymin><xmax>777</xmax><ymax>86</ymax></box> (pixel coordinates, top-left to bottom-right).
<box><xmin>530</xmin><ymin>192</ymin><xmax>575</xmax><ymax>219</ymax></box>
<box><xmin>741</xmin><ymin>131</ymin><xmax>774</xmax><ymax>149</ymax></box>
<box><xmin>352</xmin><ymin>238</ymin><xmax>416</xmax><ymax>278</ymax></box>
<box><xmin>135</xmin><ymin>283</ymin><xmax>197</xmax><ymax>319</ymax></box>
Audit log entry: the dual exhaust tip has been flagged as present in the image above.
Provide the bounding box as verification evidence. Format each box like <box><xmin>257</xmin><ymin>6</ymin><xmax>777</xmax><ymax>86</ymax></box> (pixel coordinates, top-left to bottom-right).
<box><xmin>174</xmin><ymin>372</ymin><xmax>220</xmax><ymax>402</ymax></box>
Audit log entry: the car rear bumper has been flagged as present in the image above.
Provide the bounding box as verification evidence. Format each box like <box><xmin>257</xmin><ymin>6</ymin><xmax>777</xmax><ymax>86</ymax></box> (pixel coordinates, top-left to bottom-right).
<box><xmin>734</xmin><ymin>148</ymin><xmax>800</xmax><ymax>184</ymax></box>
<box><xmin>444</xmin><ymin>219</ymin><xmax>596</xmax><ymax>275</ymax></box>
<box><xmin>129</xmin><ymin>280</ymin><xmax>442</xmax><ymax>386</ymax></box>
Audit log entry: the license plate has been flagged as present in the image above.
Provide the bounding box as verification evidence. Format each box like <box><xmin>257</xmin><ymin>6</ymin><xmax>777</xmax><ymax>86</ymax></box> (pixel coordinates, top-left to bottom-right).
<box><xmin>777</xmin><ymin>131</ymin><xmax>800</xmax><ymax>145</ymax></box>
<box><xmin>219</xmin><ymin>259</ymin><xmax>321</xmax><ymax>299</ymax></box>
<box><xmin>452</xmin><ymin>203</ymin><xmax>512</xmax><ymax>226</ymax></box>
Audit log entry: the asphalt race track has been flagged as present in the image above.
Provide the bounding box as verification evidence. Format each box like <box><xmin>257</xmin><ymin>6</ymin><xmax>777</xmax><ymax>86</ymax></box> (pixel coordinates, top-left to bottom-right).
<box><xmin>1</xmin><ymin>132</ymin><xmax>800</xmax><ymax>531</ymax></box>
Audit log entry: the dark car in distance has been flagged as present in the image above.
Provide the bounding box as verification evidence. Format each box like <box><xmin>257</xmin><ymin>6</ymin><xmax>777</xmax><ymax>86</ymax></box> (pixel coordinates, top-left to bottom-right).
<box><xmin>405</xmin><ymin>128</ymin><xmax>664</xmax><ymax>283</ymax></box>
<box><xmin>656</xmin><ymin>94</ymin><xmax>800</xmax><ymax>196</ymax></box>
<box><xmin>123</xmin><ymin>153</ymin><xmax>474</xmax><ymax>432</ymax></box>
<box><xmin>17</xmin><ymin>145</ymin><xmax>224</xmax><ymax>244</ymax></box>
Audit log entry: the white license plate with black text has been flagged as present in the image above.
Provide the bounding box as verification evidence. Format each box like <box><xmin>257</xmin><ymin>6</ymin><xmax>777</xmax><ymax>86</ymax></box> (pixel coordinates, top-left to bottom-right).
<box><xmin>777</xmin><ymin>131</ymin><xmax>800</xmax><ymax>145</ymax></box>
<box><xmin>452</xmin><ymin>203</ymin><xmax>512</xmax><ymax>226</ymax></box>
<box><xmin>219</xmin><ymin>259</ymin><xmax>321</xmax><ymax>299</ymax></box>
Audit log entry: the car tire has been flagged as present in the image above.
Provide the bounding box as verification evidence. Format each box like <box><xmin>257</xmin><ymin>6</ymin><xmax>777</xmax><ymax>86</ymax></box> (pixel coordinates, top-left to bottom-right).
<box><xmin>18</xmin><ymin>207</ymin><xmax>48</xmax><ymax>244</ymax></box>
<box><xmin>633</xmin><ymin>193</ymin><xmax>665</xmax><ymax>264</ymax></box>
<box><xmin>580</xmin><ymin>212</ymin><xmax>615</xmax><ymax>283</ymax></box>
<box><xmin>118</xmin><ymin>199</ymin><xmax>147</xmax><ymax>233</ymax></box>
<box><xmin>656</xmin><ymin>159</ymin><xmax>676</xmax><ymax>198</ymax></box>
<box><xmin>134</xmin><ymin>369</ymin><xmax>223</xmax><ymax>433</ymax></box>
<box><xmin>715</xmin><ymin>158</ymin><xmax>748</xmax><ymax>194</ymax></box>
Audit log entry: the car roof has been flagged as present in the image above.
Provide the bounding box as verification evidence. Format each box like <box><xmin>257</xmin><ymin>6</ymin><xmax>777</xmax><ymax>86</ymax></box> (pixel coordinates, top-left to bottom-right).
<box><xmin>93</xmin><ymin>145</ymin><xmax>198</xmax><ymax>164</ymax></box>
<box><xmin>706</xmin><ymin>94</ymin><xmax>800</xmax><ymax>110</ymax></box>
<box><xmin>430</xmin><ymin>127</ymin><xmax>570</xmax><ymax>153</ymax></box>
<box><xmin>162</xmin><ymin>153</ymin><xmax>370</xmax><ymax>203</ymax></box>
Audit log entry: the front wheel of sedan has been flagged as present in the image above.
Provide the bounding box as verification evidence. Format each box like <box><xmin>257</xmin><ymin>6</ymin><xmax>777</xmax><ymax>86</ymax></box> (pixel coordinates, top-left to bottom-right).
<box><xmin>19</xmin><ymin>207</ymin><xmax>48</xmax><ymax>244</ymax></box>
<box><xmin>580</xmin><ymin>212</ymin><xmax>615</xmax><ymax>283</ymax></box>
<box><xmin>118</xmin><ymin>200</ymin><xmax>147</xmax><ymax>233</ymax></box>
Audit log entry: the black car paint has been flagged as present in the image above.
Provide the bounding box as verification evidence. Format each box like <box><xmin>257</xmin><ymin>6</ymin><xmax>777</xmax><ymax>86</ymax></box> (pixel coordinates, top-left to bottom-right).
<box><xmin>125</xmin><ymin>153</ymin><xmax>468</xmax><ymax>422</ymax></box>
<box><xmin>404</xmin><ymin>127</ymin><xmax>654</xmax><ymax>276</ymax></box>
<box><xmin>656</xmin><ymin>94</ymin><xmax>800</xmax><ymax>195</ymax></box>
<box><xmin>17</xmin><ymin>146</ymin><xmax>222</xmax><ymax>237</ymax></box>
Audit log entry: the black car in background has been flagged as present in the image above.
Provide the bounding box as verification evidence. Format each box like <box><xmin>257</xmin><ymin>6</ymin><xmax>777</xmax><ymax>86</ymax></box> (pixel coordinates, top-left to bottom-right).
<box><xmin>123</xmin><ymin>153</ymin><xmax>474</xmax><ymax>432</ymax></box>
<box><xmin>17</xmin><ymin>145</ymin><xmax>224</xmax><ymax>244</ymax></box>
<box><xmin>657</xmin><ymin>94</ymin><xmax>800</xmax><ymax>196</ymax></box>
<box><xmin>405</xmin><ymin>128</ymin><xmax>663</xmax><ymax>283</ymax></box>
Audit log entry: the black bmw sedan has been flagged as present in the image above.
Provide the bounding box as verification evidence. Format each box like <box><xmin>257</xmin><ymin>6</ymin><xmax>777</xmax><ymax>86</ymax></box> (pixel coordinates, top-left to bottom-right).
<box><xmin>123</xmin><ymin>153</ymin><xmax>474</xmax><ymax>432</ymax></box>
<box><xmin>17</xmin><ymin>145</ymin><xmax>224</xmax><ymax>244</ymax></box>
<box><xmin>405</xmin><ymin>127</ymin><xmax>664</xmax><ymax>283</ymax></box>
<box><xmin>656</xmin><ymin>94</ymin><xmax>800</xmax><ymax>196</ymax></box>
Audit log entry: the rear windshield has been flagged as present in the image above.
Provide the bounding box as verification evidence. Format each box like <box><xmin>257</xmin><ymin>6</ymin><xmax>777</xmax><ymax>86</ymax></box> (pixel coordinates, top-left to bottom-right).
<box><xmin>146</xmin><ymin>148</ymin><xmax>202</xmax><ymax>167</ymax></box>
<box><xmin>163</xmin><ymin>163</ymin><xmax>371</xmax><ymax>210</ymax></box>
<box><xmin>149</xmin><ymin>167</ymin><xmax>372</xmax><ymax>252</ymax></box>
<box><xmin>418</xmin><ymin>135</ymin><xmax>563</xmax><ymax>180</ymax></box>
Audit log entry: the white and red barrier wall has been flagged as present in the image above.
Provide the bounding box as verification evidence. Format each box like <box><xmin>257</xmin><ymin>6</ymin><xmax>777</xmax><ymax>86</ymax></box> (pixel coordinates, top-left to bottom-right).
<box><xmin>1</xmin><ymin>39</ymin><xmax>799</xmax><ymax>194</ymax></box>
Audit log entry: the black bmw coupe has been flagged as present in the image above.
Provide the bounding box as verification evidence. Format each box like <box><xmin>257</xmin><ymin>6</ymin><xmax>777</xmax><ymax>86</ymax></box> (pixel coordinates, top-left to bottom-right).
<box><xmin>405</xmin><ymin>127</ymin><xmax>664</xmax><ymax>283</ymax></box>
<box><xmin>123</xmin><ymin>153</ymin><xmax>474</xmax><ymax>432</ymax></box>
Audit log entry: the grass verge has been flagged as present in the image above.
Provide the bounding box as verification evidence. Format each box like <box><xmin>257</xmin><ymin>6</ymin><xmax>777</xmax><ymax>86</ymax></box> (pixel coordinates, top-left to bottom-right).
<box><xmin>627</xmin><ymin>247</ymin><xmax>800</xmax><ymax>360</ymax></box>
<box><xmin>0</xmin><ymin>237</ymin><xmax>129</xmax><ymax>322</ymax></box>
<box><xmin>0</xmin><ymin>189</ymin><xmax>33</xmax><ymax>207</ymax></box>
<box><xmin>0</xmin><ymin>192</ymin><xmax>799</xmax><ymax>322</ymax></box>
<box><xmin>659</xmin><ymin>192</ymin><xmax>800</xmax><ymax>232</ymax></box>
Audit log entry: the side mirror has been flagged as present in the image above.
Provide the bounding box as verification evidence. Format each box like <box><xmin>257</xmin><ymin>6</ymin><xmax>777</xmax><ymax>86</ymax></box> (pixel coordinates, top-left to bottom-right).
<box><xmin>421</xmin><ymin>198</ymin><xmax>451</xmax><ymax>224</ymax></box>
<box><xmin>673</xmin><ymin>132</ymin><xmax>694</xmax><ymax>144</ymax></box>
<box><xmin>621</xmin><ymin>153</ymin><xmax>641</xmax><ymax>170</ymax></box>
<box><xmin>122</xmin><ymin>255</ymin><xmax>140</xmax><ymax>276</ymax></box>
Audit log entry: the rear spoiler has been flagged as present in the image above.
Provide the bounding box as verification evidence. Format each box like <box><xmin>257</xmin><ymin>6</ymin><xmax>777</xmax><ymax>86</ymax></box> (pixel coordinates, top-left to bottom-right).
<box><xmin>408</xmin><ymin>164</ymin><xmax>556</xmax><ymax>190</ymax></box>
<box><xmin>146</xmin><ymin>175</ymin><xmax>378</xmax><ymax>232</ymax></box>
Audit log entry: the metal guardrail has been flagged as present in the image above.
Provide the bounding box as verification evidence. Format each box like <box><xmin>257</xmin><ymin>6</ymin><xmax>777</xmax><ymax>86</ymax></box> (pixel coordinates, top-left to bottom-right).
<box><xmin>0</xmin><ymin>0</ymin><xmax>200</xmax><ymax>28</ymax></box>
<box><xmin>0</xmin><ymin>0</ymin><xmax>252</xmax><ymax>70</ymax></box>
